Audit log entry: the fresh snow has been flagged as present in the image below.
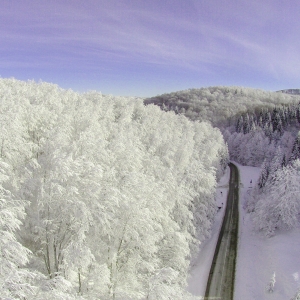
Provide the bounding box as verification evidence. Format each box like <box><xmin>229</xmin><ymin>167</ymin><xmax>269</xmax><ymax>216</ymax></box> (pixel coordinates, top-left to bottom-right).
<box><xmin>187</xmin><ymin>166</ymin><xmax>230</xmax><ymax>298</ymax></box>
<box><xmin>235</xmin><ymin>162</ymin><xmax>300</xmax><ymax>300</ymax></box>
<box><xmin>188</xmin><ymin>162</ymin><xmax>300</xmax><ymax>299</ymax></box>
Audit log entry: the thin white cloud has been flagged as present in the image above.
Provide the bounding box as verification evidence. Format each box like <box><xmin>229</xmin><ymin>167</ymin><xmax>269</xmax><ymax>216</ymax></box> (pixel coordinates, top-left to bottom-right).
<box><xmin>1</xmin><ymin>0</ymin><xmax>300</xmax><ymax>83</ymax></box>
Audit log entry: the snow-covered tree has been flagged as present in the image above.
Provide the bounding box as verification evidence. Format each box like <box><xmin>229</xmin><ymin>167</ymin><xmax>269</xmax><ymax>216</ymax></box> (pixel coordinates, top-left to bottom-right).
<box><xmin>0</xmin><ymin>160</ymin><xmax>37</xmax><ymax>299</ymax></box>
<box><xmin>265</xmin><ymin>272</ymin><xmax>276</xmax><ymax>293</ymax></box>
<box><xmin>269</xmin><ymin>146</ymin><xmax>283</xmax><ymax>175</ymax></box>
<box><xmin>0</xmin><ymin>78</ymin><xmax>229</xmax><ymax>298</ymax></box>
<box><xmin>236</xmin><ymin>115</ymin><xmax>244</xmax><ymax>133</ymax></box>
<box><xmin>258</xmin><ymin>160</ymin><xmax>270</xmax><ymax>188</ymax></box>
<box><xmin>289</xmin><ymin>131</ymin><xmax>300</xmax><ymax>162</ymax></box>
<box><xmin>253</xmin><ymin>160</ymin><xmax>300</xmax><ymax>236</ymax></box>
<box><xmin>290</xmin><ymin>288</ymin><xmax>300</xmax><ymax>300</ymax></box>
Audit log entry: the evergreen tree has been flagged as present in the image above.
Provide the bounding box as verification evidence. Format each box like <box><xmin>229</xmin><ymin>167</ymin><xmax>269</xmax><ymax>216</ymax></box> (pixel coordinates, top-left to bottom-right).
<box><xmin>243</xmin><ymin>113</ymin><xmax>250</xmax><ymax>134</ymax></box>
<box><xmin>296</xmin><ymin>102</ymin><xmax>300</xmax><ymax>123</ymax></box>
<box><xmin>279</xmin><ymin>106</ymin><xmax>287</xmax><ymax>128</ymax></box>
<box><xmin>257</xmin><ymin>159</ymin><xmax>270</xmax><ymax>189</ymax></box>
<box><xmin>264</xmin><ymin>122</ymin><xmax>273</xmax><ymax>139</ymax></box>
<box><xmin>286</xmin><ymin>105</ymin><xmax>293</xmax><ymax>123</ymax></box>
<box><xmin>282</xmin><ymin>154</ymin><xmax>287</xmax><ymax>168</ymax></box>
<box><xmin>265</xmin><ymin>272</ymin><xmax>276</xmax><ymax>293</ymax></box>
<box><xmin>235</xmin><ymin>115</ymin><xmax>244</xmax><ymax>133</ymax></box>
<box><xmin>249</xmin><ymin>115</ymin><xmax>256</xmax><ymax>132</ymax></box>
<box><xmin>289</xmin><ymin>131</ymin><xmax>300</xmax><ymax>162</ymax></box>
<box><xmin>269</xmin><ymin>147</ymin><xmax>283</xmax><ymax>175</ymax></box>
<box><xmin>258</xmin><ymin>115</ymin><xmax>264</xmax><ymax>128</ymax></box>
<box><xmin>254</xmin><ymin>160</ymin><xmax>300</xmax><ymax>236</ymax></box>
<box><xmin>264</xmin><ymin>111</ymin><xmax>272</xmax><ymax>126</ymax></box>
<box><xmin>291</xmin><ymin>288</ymin><xmax>300</xmax><ymax>300</ymax></box>
<box><xmin>259</xmin><ymin>109</ymin><xmax>266</xmax><ymax>127</ymax></box>
<box><xmin>272</xmin><ymin>110</ymin><xmax>283</xmax><ymax>134</ymax></box>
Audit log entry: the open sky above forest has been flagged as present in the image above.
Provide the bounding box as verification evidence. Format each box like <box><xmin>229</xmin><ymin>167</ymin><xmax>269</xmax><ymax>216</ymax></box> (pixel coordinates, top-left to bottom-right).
<box><xmin>1</xmin><ymin>0</ymin><xmax>300</xmax><ymax>97</ymax></box>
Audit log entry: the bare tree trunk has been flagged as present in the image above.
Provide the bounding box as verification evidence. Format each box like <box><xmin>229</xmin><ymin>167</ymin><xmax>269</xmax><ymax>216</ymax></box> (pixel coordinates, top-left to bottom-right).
<box><xmin>53</xmin><ymin>241</ymin><xmax>59</xmax><ymax>274</ymax></box>
<box><xmin>43</xmin><ymin>251</ymin><xmax>51</xmax><ymax>278</ymax></box>
<box><xmin>0</xmin><ymin>138</ymin><xmax>4</xmax><ymax>158</ymax></box>
<box><xmin>78</xmin><ymin>268</ymin><xmax>82</xmax><ymax>295</ymax></box>
<box><xmin>44</xmin><ymin>236</ymin><xmax>52</xmax><ymax>278</ymax></box>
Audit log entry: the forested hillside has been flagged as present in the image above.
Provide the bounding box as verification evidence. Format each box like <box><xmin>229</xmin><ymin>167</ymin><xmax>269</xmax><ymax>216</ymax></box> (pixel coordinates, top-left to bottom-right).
<box><xmin>146</xmin><ymin>86</ymin><xmax>300</xmax><ymax>238</ymax></box>
<box><xmin>277</xmin><ymin>89</ymin><xmax>300</xmax><ymax>95</ymax></box>
<box><xmin>227</xmin><ymin>106</ymin><xmax>300</xmax><ymax>237</ymax></box>
<box><xmin>145</xmin><ymin>86</ymin><xmax>300</xmax><ymax>127</ymax></box>
<box><xmin>0</xmin><ymin>78</ymin><xmax>228</xmax><ymax>299</ymax></box>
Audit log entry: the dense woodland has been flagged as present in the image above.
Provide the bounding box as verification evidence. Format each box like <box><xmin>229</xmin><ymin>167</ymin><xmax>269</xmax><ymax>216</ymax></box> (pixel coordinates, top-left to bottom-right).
<box><xmin>0</xmin><ymin>79</ymin><xmax>228</xmax><ymax>299</ymax></box>
<box><xmin>222</xmin><ymin>103</ymin><xmax>300</xmax><ymax>237</ymax></box>
<box><xmin>3</xmin><ymin>80</ymin><xmax>300</xmax><ymax>299</ymax></box>
<box><xmin>147</xmin><ymin>87</ymin><xmax>300</xmax><ymax>238</ymax></box>
<box><xmin>145</xmin><ymin>86</ymin><xmax>300</xmax><ymax>127</ymax></box>
<box><xmin>230</xmin><ymin>106</ymin><xmax>300</xmax><ymax>237</ymax></box>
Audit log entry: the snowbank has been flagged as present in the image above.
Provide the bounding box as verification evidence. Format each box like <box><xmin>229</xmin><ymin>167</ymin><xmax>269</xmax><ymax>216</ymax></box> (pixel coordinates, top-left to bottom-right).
<box><xmin>188</xmin><ymin>162</ymin><xmax>300</xmax><ymax>299</ymax></box>
<box><xmin>187</xmin><ymin>166</ymin><xmax>230</xmax><ymax>297</ymax></box>
<box><xmin>235</xmin><ymin>163</ymin><xmax>300</xmax><ymax>299</ymax></box>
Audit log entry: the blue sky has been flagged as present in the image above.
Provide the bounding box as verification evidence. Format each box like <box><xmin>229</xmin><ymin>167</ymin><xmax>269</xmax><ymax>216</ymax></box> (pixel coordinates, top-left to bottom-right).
<box><xmin>1</xmin><ymin>0</ymin><xmax>300</xmax><ymax>97</ymax></box>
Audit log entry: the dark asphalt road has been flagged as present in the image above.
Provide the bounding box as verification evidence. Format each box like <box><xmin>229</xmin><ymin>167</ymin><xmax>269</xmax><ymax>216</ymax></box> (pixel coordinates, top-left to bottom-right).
<box><xmin>204</xmin><ymin>163</ymin><xmax>239</xmax><ymax>300</ymax></box>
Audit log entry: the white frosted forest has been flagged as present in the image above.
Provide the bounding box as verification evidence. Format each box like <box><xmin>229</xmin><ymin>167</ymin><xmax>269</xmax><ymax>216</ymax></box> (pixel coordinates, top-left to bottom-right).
<box><xmin>0</xmin><ymin>78</ymin><xmax>228</xmax><ymax>299</ymax></box>
<box><xmin>146</xmin><ymin>86</ymin><xmax>300</xmax><ymax>238</ymax></box>
<box><xmin>147</xmin><ymin>87</ymin><xmax>300</xmax><ymax>299</ymax></box>
<box><xmin>3</xmin><ymin>79</ymin><xmax>300</xmax><ymax>299</ymax></box>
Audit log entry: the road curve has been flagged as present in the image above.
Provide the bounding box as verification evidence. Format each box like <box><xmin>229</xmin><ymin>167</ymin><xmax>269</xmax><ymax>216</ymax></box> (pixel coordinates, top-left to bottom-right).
<box><xmin>204</xmin><ymin>163</ymin><xmax>239</xmax><ymax>300</ymax></box>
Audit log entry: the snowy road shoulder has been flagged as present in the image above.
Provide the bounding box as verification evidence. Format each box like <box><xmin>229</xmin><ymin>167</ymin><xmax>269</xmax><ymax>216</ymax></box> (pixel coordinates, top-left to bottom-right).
<box><xmin>187</xmin><ymin>166</ymin><xmax>230</xmax><ymax>298</ymax></box>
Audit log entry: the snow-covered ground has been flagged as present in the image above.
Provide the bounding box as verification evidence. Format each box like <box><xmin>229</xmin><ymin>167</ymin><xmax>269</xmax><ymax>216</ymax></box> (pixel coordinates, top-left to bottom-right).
<box><xmin>235</xmin><ymin>162</ymin><xmax>300</xmax><ymax>300</ymax></box>
<box><xmin>187</xmin><ymin>166</ymin><xmax>230</xmax><ymax>298</ymax></box>
<box><xmin>188</xmin><ymin>163</ymin><xmax>300</xmax><ymax>299</ymax></box>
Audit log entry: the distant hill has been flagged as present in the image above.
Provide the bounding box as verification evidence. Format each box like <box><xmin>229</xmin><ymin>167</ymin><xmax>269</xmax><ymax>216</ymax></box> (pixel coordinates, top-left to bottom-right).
<box><xmin>145</xmin><ymin>86</ymin><xmax>300</xmax><ymax>127</ymax></box>
<box><xmin>277</xmin><ymin>89</ymin><xmax>300</xmax><ymax>95</ymax></box>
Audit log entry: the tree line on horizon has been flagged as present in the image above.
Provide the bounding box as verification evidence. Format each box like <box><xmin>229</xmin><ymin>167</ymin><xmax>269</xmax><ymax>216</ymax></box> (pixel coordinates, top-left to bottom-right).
<box><xmin>144</xmin><ymin>86</ymin><xmax>300</xmax><ymax>127</ymax></box>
